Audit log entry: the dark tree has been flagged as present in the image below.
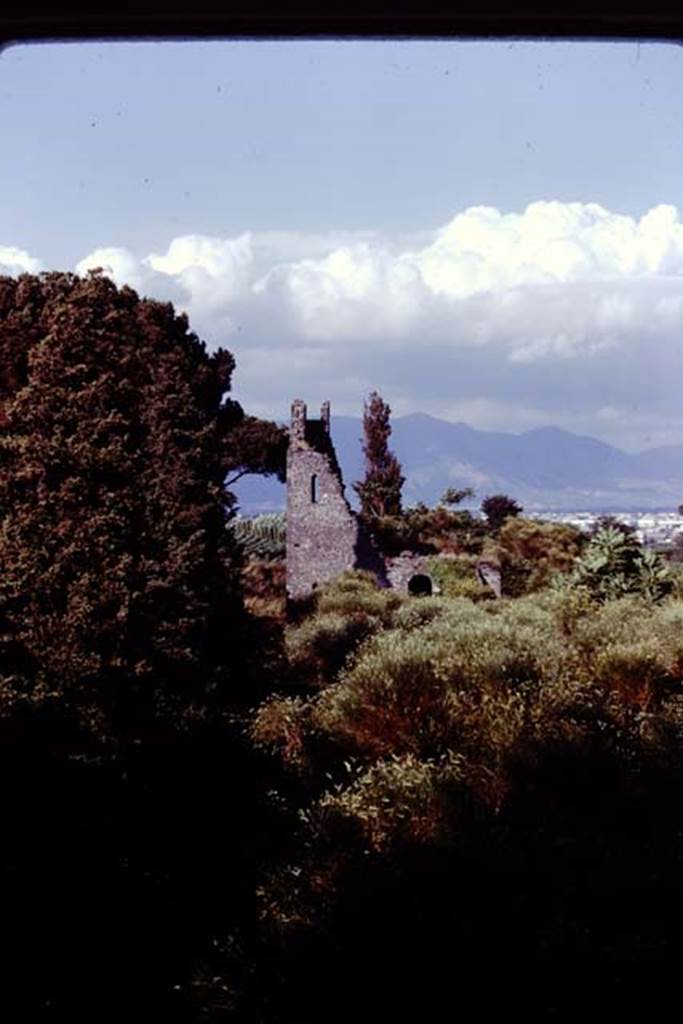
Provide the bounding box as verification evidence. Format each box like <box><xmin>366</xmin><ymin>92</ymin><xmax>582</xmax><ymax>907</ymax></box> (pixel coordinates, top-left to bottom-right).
<box><xmin>0</xmin><ymin>269</ymin><xmax>248</xmax><ymax>736</ymax></box>
<box><xmin>353</xmin><ymin>391</ymin><xmax>404</xmax><ymax>518</ymax></box>
<box><xmin>224</xmin><ymin>413</ymin><xmax>288</xmax><ymax>487</ymax></box>
<box><xmin>481</xmin><ymin>493</ymin><xmax>523</xmax><ymax>531</ymax></box>
<box><xmin>0</xmin><ymin>270</ymin><xmax>281</xmax><ymax>1019</ymax></box>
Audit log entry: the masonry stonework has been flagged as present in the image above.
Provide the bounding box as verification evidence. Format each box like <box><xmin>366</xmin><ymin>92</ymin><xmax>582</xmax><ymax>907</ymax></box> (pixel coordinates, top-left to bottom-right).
<box><xmin>286</xmin><ymin>399</ymin><xmax>385</xmax><ymax>601</ymax></box>
<box><xmin>285</xmin><ymin>399</ymin><xmax>498</xmax><ymax>602</ymax></box>
<box><xmin>384</xmin><ymin>552</ymin><xmax>434</xmax><ymax>592</ymax></box>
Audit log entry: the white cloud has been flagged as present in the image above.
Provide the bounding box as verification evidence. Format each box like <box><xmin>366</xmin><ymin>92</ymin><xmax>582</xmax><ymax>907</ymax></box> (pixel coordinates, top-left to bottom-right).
<box><xmin>248</xmin><ymin>200</ymin><xmax>683</xmax><ymax>360</ymax></box>
<box><xmin>59</xmin><ymin>201</ymin><xmax>683</xmax><ymax>363</ymax></box>
<box><xmin>0</xmin><ymin>245</ymin><xmax>43</xmax><ymax>276</ymax></box>
<box><xmin>254</xmin><ymin>243</ymin><xmax>428</xmax><ymax>340</ymax></box>
<box><xmin>146</xmin><ymin>233</ymin><xmax>253</xmax><ymax>292</ymax></box>
<box><xmin>3</xmin><ymin>200</ymin><xmax>683</xmax><ymax>446</ymax></box>
<box><xmin>143</xmin><ymin>233</ymin><xmax>255</xmax><ymax>333</ymax></box>
<box><xmin>75</xmin><ymin>246</ymin><xmax>145</xmax><ymax>289</ymax></box>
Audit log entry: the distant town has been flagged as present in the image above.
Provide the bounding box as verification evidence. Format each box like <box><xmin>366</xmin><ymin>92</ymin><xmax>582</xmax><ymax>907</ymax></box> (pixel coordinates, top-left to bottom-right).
<box><xmin>532</xmin><ymin>511</ymin><xmax>683</xmax><ymax>548</ymax></box>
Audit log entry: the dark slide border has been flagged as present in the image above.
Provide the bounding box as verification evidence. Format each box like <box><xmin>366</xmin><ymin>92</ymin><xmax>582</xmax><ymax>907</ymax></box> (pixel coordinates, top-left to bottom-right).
<box><xmin>0</xmin><ymin>3</ymin><xmax>682</xmax><ymax>44</ymax></box>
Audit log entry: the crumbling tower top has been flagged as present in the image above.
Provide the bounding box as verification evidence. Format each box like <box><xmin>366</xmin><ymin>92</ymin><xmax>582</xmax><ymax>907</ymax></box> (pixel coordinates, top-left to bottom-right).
<box><xmin>290</xmin><ymin>398</ymin><xmax>307</xmax><ymax>442</ymax></box>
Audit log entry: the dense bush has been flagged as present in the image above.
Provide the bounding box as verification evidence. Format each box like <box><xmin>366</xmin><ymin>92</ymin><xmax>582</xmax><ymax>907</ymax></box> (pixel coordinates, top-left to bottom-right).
<box><xmin>313</xmin><ymin>569</ymin><xmax>402</xmax><ymax>622</ymax></box>
<box><xmin>495</xmin><ymin>516</ymin><xmax>585</xmax><ymax>595</ymax></box>
<box><xmin>370</xmin><ymin>503</ymin><xmax>487</xmax><ymax>556</ymax></box>
<box><xmin>242</xmin><ymin>557</ymin><xmax>287</xmax><ymax>622</ymax></box>
<box><xmin>559</xmin><ymin>525</ymin><xmax>673</xmax><ymax>603</ymax></box>
<box><xmin>286</xmin><ymin>611</ymin><xmax>381</xmax><ymax>687</ymax></box>
<box><xmin>283</xmin><ymin>571</ymin><xmax>401</xmax><ymax>687</ymax></box>
<box><xmin>424</xmin><ymin>553</ymin><xmax>492</xmax><ymax>600</ymax></box>
<box><xmin>251</xmin><ymin>576</ymin><xmax>683</xmax><ymax>1020</ymax></box>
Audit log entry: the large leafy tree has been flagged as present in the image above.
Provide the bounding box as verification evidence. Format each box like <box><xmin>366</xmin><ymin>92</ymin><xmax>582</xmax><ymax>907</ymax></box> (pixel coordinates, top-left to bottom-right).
<box><xmin>0</xmin><ymin>270</ymin><xmax>248</xmax><ymax>736</ymax></box>
<box><xmin>353</xmin><ymin>390</ymin><xmax>404</xmax><ymax>519</ymax></box>
<box><xmin>0</xmin><ymin>270</ymin><xmax>292</xmax><ymax>1019</ymax></box>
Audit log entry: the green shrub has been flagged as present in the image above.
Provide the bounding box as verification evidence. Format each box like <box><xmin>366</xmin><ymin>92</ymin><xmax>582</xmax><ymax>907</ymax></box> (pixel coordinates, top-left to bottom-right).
<box><xmin>496</xmin><ymin>517</ymin><xmax>584</xmax><ymax>595</ymax></box>
<box><xmin>424</xmin><ymin>555</ymin><xmax>492</xmax><ymax>601</ymax></box>
<box><xmin>315</xmin><ymin>572</ymin><xmax>403</xmax><ymax>623</ymax></box>
<box><xmin>309</xmin><ymin>597</ymin><xmax>565</xmax><ymax>762</ymax></box>
<box><xmin>258</xmin><ymin>588</ymin><xmax>683</xmax><ymax>940</ymax></box>
<box><xmin>563</xmin><ymin>526</ymin><xmax>673</xmax><ymax>604</ymax></box>
<box><xmin>303</xmin><ymin>752</ymin><xmax>465</xmax><ymax>854</ymax></box>
<box><xmin>286</xmin><ymin>611</ymin><xmax>381</xmax><ymax>686</ymax></box>
<box><xmin>593</xmin><ymin>640</ymin><xmax>673</xmax><ymax>710</ymax></box>
<box><xmin>318</xmin><ymin>569</ymin><xmax>380</xmax><ymax>595</ymax></box>
<box><xmin>251</xmin><ymin>694</ymin><xmax>311</xmax><ymax>770</ymax></box>
<box><xmin>667</xmin><ymin>562</ymin><xmax>683</xmax><ymax>599</ymax></box>
<box><xmin>390</xmin><ymin>596</ymin><xmax>448</xmax><ymax>631</ymax></box>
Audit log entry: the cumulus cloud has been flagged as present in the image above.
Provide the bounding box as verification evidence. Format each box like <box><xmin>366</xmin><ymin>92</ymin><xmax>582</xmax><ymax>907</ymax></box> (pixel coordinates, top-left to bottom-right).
<box><xmin>146</xmin><ymin>233</ymin><xmax>254</xmax><ymax>327</ymax></box>
<box><xmin>146</xmin><ymin>233</ymin><xmax>253</xmax><ymax>296</ymax></box>
<box><xmin>76</xmin><ymin>246</ymin><xmax>146</xmax><ymax>290</ymax></box>
<box><xmin>4</xmin><ymin>200</ymin><xmax>683</xmax><ymax>447</ymax></box>
<box><xmin>0</xmin><ymin>245</ymin><xmax>43</xmax><ymax>276</ymax></box>
<box><xmin>254</xmin><ymin>243</ymin><xmax>429</xmax><ymax>340</ymax></box>
<box><xmin>61</xmin><ymin>200</ymin><xmax>683</xmax><ymax>362</ymax></box>
<box><xmin>252</xmin><ymin>201</ymin><xmax>683</xmax><ymax>357</ymax></box>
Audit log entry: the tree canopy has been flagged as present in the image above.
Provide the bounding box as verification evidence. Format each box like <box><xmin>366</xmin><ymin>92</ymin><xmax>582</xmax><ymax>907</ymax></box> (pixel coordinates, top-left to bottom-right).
<box><xmin>0</xmin><ymin>270</ymin><xmax>248</xmax><ymax>737</ymax></box>
<box><xmin>481</xmin><ymin>493</ymin><xmax>523</xmax><ymax>531</ymax></box>
<box><xmin>223</xmin><ymin>413</ymin><xmax>288</xmax><ymax>488</ymax></box>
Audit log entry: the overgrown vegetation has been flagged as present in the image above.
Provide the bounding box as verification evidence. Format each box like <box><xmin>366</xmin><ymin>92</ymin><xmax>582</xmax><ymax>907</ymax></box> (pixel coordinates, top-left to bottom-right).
<box><xmin>251</xmin><ymin>567</ymin><xmax>683</xmax><ymax>1020</ymax></box>
<box><xmin>557</xmin><ymin>523</ymin><xmax>674</xmax><ymax>603</ymax></box>
<box><xmin>2</xmin><ymin>273</ymin><xmax>682</xmax><ymax>1020</ymax></box>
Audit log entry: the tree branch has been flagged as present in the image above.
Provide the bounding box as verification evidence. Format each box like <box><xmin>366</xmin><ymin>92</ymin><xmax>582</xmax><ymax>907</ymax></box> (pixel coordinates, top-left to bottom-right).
<box><xmin>225</xmin><ymin>468</ymin><xmax>251</xmax><ymax>487</ymax></box>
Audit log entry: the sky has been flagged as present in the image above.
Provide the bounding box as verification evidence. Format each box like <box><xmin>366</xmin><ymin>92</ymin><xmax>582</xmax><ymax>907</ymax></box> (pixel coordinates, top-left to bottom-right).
<box><xmin>1</xmin><ymin>38</ymin><xmax>683</xmax><ymax>451</ymax></box>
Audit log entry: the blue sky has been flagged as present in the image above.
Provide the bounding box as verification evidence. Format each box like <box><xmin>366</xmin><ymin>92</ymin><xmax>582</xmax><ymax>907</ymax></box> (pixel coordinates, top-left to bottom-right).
<box><xmin>2</xmin><ymin>39</ymin><xmax>683</xmax><ymax>450</ymax></box>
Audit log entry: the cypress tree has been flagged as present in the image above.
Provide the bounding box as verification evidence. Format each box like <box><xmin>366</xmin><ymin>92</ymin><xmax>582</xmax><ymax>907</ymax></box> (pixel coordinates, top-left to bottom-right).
<box><xmin>353</xmin><ymin>390</ymin><xmax>404</xmax><ymax>519</ymax></box>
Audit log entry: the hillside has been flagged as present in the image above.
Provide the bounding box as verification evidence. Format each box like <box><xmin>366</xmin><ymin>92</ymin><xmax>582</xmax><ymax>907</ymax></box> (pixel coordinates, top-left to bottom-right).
<box><xmin>232</xmin><ymin>413</ymin><xmax>683</xmax><ymax>514</ymax></box>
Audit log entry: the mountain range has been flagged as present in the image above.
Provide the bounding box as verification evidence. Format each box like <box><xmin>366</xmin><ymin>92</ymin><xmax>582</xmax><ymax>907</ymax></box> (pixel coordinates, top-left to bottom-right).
<box><xmin>232</xmin><ymin>413</ymin><xmax>683</xmax><ymax>515</ymax></box>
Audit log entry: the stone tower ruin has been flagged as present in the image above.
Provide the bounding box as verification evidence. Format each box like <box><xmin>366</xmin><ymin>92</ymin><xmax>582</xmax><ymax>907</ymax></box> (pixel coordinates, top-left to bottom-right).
<box><xmin>285</xmin><ymin>397</ymin><xmax>501</xmax><ymax>603</ymax></box>
<box><xmin>286</xmin><ymin>399</ymin><xmax>385</xmax><ymax>601</ymax></box>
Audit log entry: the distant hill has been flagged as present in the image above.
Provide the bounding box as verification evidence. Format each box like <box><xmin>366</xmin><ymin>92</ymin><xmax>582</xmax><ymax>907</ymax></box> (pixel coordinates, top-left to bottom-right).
<box><xmin>232</xmin><ymin>413</ymin><xmax>683</xmax><ymax>515</ymax></box>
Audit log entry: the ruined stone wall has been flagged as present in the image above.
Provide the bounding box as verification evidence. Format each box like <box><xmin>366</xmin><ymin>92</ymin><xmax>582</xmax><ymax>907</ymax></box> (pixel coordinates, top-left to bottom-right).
<box><xmin>286</xmin><ymin>400</ymin><xmax>370</xmax><ymax>601</ymax></box>
<box><xmin>287</xmin><ymin>399</ymin><xmax>491</xmax><ymax>602</ymax></box>
<box><xmin>384</xmin><ymin>552</ymin><xmax>433</xmax><ymax>592</ymax></box>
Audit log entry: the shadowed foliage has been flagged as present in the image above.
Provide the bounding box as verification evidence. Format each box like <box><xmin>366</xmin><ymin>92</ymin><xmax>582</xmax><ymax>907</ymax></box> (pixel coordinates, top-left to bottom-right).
<box><xmin>481</xmin><ymin>492</ymin><xmax>523</xmax><ymax>531</ymax></box>
<box><xmin>224</xmin><ymin>414</ymin><xmax>288</xmax><ymax>488</ymax></box>
<box><xmin>251</xmin><ymin>575</ymin><xmax>683</xmax><ymax>1022</ymax></box>
<box><xmin>0</xmin><ymin>271</ymin><xmax>281</xmax><ymax>1020</ymax></box>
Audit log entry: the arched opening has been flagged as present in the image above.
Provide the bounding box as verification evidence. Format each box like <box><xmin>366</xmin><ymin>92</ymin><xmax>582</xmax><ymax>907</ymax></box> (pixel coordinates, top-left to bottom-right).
<box><xmin>311</xmin><ymin>473</ymin><xmax>318</xmax><ymax>503</ymax></box>
<box><xmin>408</xmin><ymin>574</ymin><xmax>432</xmax><ymax>597</ymax></box>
